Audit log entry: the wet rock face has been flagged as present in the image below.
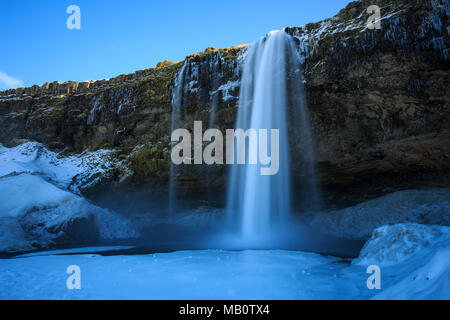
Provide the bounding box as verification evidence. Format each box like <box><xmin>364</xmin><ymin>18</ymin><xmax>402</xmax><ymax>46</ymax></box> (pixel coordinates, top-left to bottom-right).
<box><xmin>0</xmin><ymin>0</ymin><xmax>449</xmax><ymax>211</ymax></box>
<box><xmin>0</xmin><ymin>63</ymin><xmax>183</xmax><ymax>153</ymax></box>
<box><xmin>286</xmin><ymin>0</ymin><xmax>450</xmax><ymax>206</ymax></box>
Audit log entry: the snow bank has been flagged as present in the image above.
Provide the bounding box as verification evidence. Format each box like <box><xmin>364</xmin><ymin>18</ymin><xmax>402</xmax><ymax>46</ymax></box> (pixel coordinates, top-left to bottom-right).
<box><xmin>374</xmin><ymin>249</ymin><xmax>450</xmax><ymax>300</ymax></box>
<box><xmin>311</xmin><ymin>189</ymin><xmax>450</xmax><ymax>240</ymax></box>
<box><xmin>0</xmin><ymin>143</ymin><xmax>139</xmax><ymax>253</ymax></box>
<box><xmin>0</xmin><ymin>175</ymin><xmax>138</xmax><ymax>253</ymax></box>
<box><xmin>354</xmin><ymin>223</ymin><xmax>449</xmax><ymax>267</ymax></box>
<box><xmin>354</xmin><ymin>223</ymin><xmax>450</xmax><ymax>300</ymax></box>
<box><xmin>0</xmin><ymin>174</ymin><xmax>75</xmax><ymax>218</ymax></box>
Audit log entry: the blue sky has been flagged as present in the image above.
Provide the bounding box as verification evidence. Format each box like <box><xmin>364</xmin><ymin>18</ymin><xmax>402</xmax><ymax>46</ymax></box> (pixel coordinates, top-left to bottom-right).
<box><xmin>0</xmin><ymin>0</ymin><xmax>353</xmax><ymax>89</ymax></box>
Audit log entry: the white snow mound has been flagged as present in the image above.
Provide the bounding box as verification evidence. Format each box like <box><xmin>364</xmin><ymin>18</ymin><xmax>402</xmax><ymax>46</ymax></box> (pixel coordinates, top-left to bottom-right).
<box><xmin>355</xmin><ymin>223</ymin><xmax>449</xmax><ymax>267</ymax></box>
<box><xmin>0</xmin><ymin>174</ymin><xmax>75</xmax><ymax>218</ymax></box>
<box><xmin>354</xmin><ymin>223</ymin><xmax>450</xmax><ymax>300</ymax></box>
<box><xmin>0</xmin><ymin>143</ymin><xmax>139</xmax><ymax>253</ymax></box>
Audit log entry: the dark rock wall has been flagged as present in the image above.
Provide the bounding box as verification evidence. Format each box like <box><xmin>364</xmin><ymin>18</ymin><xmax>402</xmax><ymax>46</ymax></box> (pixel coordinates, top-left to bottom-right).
<box><xmin>287</xmin><ymin>0</ymin><xmax>450</xmax><ymax>206</ymax></box>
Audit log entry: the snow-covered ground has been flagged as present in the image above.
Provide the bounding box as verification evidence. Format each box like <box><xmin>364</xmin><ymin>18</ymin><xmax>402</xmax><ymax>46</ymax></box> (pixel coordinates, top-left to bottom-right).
<box><xmin>355</xmin><ymin>224</ymin><xmax>450</xmax><ymax>300</ymax></box>
<box><xmin>0</xmin><ymin>223</ymin><xmax>448</xmax><ymax>300</ymax></box>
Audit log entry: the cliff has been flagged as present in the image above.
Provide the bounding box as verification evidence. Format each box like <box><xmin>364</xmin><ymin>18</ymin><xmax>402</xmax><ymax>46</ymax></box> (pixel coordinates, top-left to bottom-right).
<box><xmin>0</xmin><ymin>0</ymin><xmax>449</xmax><ymax>212</ymax></box>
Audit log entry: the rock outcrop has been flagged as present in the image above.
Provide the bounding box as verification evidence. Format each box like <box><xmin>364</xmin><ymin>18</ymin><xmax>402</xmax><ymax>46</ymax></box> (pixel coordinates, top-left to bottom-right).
<box><xmin>288</xmin><ymin>0</ymin><xmax>450</xmax><ymax>207</ymax></box>
<box><xmin>0</xmin><ymin>0</ymin><xmax>449</xmax><ymax>213</ymax></box>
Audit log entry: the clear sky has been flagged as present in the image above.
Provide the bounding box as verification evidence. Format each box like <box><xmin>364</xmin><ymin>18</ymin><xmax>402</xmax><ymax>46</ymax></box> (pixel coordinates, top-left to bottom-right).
<box><xmin>0</xmin><ymin>0</ymin><xmax>353</xmax><ymax>89</ymax></box>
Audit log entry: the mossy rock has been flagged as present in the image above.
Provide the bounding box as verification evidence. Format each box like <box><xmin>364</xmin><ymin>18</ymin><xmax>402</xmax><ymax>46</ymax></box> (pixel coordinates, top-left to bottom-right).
<box><xmin>127</xmin><ymin>142</ymin><xmax>171</xmax><ymax>182</ymax></box>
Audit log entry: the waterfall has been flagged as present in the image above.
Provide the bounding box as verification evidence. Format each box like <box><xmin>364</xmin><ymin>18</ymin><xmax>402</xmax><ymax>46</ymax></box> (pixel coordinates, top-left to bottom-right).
<box><xmin>208</xmin><ymin>54</ymin><xmax>222</xmax><ymax>130</ymax></box>
<box><xmin>227</xmin><ymin>30</ymin><xmax>320</xmax><ymax>241</ymax></box>
<box><xmin>168</xmin><ymin>61</ymin><xmax>187</xmax><ymax>214</ymax></box>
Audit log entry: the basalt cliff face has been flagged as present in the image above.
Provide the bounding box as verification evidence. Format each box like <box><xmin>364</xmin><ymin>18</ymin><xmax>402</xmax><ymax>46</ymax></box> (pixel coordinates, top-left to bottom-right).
<box><xmin>0</xmin><ymin>0</ymin><xmax>449</xmax><ymax>213</ymax></box>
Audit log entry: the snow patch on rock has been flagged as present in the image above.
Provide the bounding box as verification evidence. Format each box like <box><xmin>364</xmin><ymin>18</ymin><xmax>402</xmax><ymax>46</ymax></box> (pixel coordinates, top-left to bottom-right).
<box><xmin>0</xmin><ymin>142</ymin><xmax>121</xmax><ymax>194</ymax></box>
<box><xmin>354</xmin><ymin>223</ymin><xmax>449</xmax><ymax>266</ymax></box>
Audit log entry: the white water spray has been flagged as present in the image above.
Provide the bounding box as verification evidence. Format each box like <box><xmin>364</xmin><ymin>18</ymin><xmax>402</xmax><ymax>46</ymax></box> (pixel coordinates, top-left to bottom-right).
<box><xmin>169</xmin><ymin>62</ymin><xmax>187</xmax><ymax>214</ymax></box>
<box><xmin>227</xmin><ymin>30</ymin><xmax>320</xmax><ymax>241</ymax></box>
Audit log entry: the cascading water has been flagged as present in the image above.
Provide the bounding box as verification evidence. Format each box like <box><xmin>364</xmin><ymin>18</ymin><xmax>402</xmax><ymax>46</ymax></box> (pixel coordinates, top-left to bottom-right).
<box><xmin>168</xmin><ymin>62</ymin><xmax>187</xmax><ymax>214</ymax></box>
<box><xmin>208</xmin><ymin>54</ymin><xmax>222</xmax><ymax>130</ymax></box>
<box><xmin>227</xmin><ymin>30</ymin><xmax>320</xmax><ymax>242</ymax></box>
